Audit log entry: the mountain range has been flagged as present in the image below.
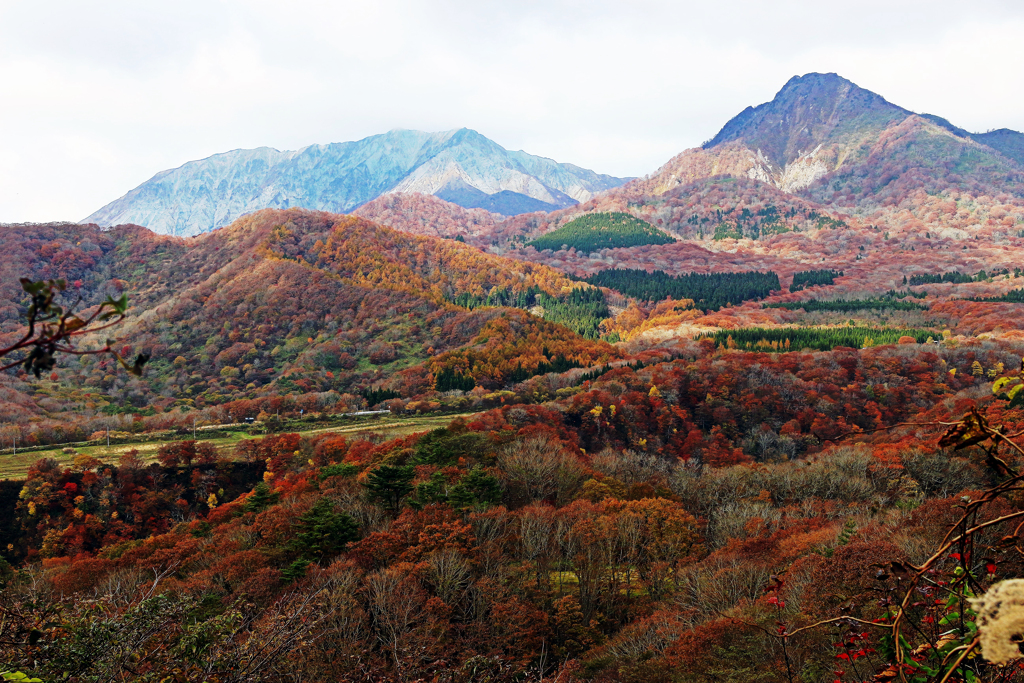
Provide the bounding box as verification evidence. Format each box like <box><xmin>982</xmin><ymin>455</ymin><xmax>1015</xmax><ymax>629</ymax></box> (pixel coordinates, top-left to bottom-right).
<box><xmin>83</xmin><ymin>128</ymin><xmax>629</xmax><ymax>236</ymax></box>
<box><xmin>81</xmin><ymin>72</ymin><xmax>1024</xmax><ymax>247</ymax></box>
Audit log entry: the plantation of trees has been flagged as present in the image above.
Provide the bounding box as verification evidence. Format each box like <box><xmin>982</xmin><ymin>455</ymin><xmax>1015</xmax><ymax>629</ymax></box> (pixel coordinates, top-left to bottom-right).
<box><xmin>699</xmin><ymin>325</ymin><xmax>933</xmax><ymax>351</ymax></box>
<box><xmin>968</xmin><ymin>288</ymin><xmax>1024</xmax><ymax>303</ymax></box>
<box><xmin>790</xmin><ymin>268</ymin><xmax>844</xmax><ymax>292</ymax></box>
<box><xmin>525</xmin><ymin>212</ymin><xmax>675</xmax><ymax>252</ymax></box>
<box><xmin>907</xmin><ymin>268</ymin><xmax>1010</xmax><ymax>286</ymax></box>
<box><xmin>585</xmin><ymin>268</ymin><xmax>781</xmax><ymax>312</ymax></box>
<box><xmin>452</xmin><ymin>285</ymin><xmax>610</xmax><ymax>339</ymax></box>
<box><xmin>764</xmin><ymin>296</ymin><xmax>928</xmax><ymax>313</ymax></box>
<box><xmin>705</xmin><ymin>204</ymin><xmax>845</xmax><ymax>240</ymax></box>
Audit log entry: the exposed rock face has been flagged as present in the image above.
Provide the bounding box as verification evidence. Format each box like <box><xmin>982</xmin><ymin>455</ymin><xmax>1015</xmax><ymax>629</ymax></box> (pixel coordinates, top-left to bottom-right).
<box><xmin>705</xmin><ymin>72</ymin><xmax>911</xmax><ymax>171</ymax></box>
<box><xmin>84</xmin><ymin>128</ymin><xmax>629</xmax><ymax>236</ymax></box>
<box><xmin>616</xmin><ymin>72</ymin><xmax>1024</xmax><ymax>208</ymax></box>
<box><xmin>745</xmin><ymin>145</ymin><xmax>830</xmax><ymax>193</ymax></box>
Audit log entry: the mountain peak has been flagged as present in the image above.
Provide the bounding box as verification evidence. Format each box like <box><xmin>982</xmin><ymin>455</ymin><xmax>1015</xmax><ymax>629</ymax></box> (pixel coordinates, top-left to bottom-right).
<box><xmin>704</xmin><ymin>72</ymin><xmax>910</xmax><ymax>169</ymax></box>
<box><xmin>777</xmin><ymin>71</ymin><xmax>852</xmax><ymax>93</ymax></box>
<box><xmin>83</xmin><ymin>129</ymin><xmax>629</xmax><ymax>236</ymax></box>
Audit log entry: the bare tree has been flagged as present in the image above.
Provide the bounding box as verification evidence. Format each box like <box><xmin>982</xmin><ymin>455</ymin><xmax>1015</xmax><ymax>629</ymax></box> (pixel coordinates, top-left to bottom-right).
<box><xmin>498</xmin><ymin>434</ymin><xmax>585</xmax><ymax>505</ymax></box>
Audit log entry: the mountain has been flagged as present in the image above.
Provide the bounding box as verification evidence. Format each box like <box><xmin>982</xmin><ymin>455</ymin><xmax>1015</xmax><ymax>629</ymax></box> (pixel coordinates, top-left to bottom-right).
<box><xmin>82</xmin><ymin>128</ymin><xmax>629</xmax><ymax>236</ymax></box>
<box><xmin>626</xmin><ymin>73</ymin><xmax>1024</xmax><ymax>201</ymax></box>
<box><xmin>705</xmin><ymin>72</ymin><xmax>911</xmax><ymax>186</ymax></box>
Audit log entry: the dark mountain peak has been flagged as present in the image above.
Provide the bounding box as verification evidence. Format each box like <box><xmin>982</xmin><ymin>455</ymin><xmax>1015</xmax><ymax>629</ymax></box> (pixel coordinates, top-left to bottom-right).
<box><xmin>704</xmin><ymin>72</ymin><xmax>911</xmax><ymax>168</ymax></box>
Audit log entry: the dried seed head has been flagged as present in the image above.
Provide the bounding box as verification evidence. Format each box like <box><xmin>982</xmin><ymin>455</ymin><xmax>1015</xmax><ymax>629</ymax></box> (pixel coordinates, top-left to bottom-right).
<box><xmin>970</xmin><ymin>579</ymin><xmax>1024</xmax><ymax>664</ymax></box>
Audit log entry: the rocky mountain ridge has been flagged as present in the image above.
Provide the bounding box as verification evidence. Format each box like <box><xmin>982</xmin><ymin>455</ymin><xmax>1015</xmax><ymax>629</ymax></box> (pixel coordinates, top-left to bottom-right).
<box><xmin>83</xmin><ymin>128</ymin><xmax>629</xmax><ymax>236</ymax></box>
<box><xmin>617</xmin><ymin>72</ymin><xmax>1024</xmax><ymax>215</ymax></box>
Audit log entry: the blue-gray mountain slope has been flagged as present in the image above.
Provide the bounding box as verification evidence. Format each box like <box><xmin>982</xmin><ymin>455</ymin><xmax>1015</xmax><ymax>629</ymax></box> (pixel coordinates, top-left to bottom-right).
<box><xmin>84</xmin><ymin>128</ymin><xmax>629</xmax><ymax>236</ymax></box>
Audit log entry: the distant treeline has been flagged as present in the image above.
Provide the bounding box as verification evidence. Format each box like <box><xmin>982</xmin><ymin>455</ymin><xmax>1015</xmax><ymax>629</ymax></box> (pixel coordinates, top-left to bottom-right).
<box><xmin>585</xmin><ymin>268</ymin><xmax>781</xmax><ymax>312</ymax></box>
<box><xmin>526</xmin><ymin>212</ymin><xmax>675</xmax><ymax>252</ymax></box>
<box><xmin>434</xmin><ymin>367</ymin><xmax>477</xmax><ymax>392</ymax></box>
<box><xmin>906</xmin><ymin>268</ymin><xmax>1010</xmax><ymax>286</ymax></box>
<box><xmin>363</xmin><ymin>388</ymin><xmax>402</xmax><ymax>406</ymax></box>
<box><xmin>967</xmin><ymin>289</ymin><xmax>1024</xmax><ymax>303</ymax></box>
<box><xmin>436</xmin><ymin>351</ymin><xmax>586</xmax><ymax>391</ymax></box>
<box><xmin>573</xmin><ymin>359</ymin><xmax>649</xmax><ymax>386</ymax></box>
<box><xmin>506</xmin><ymin>353</ymin><xmax>583</xmax><ymax>383</ymax></box>
<box><xmin>450</xmin><ymin>285</ymin><xmax>609</xmax><ymax>339</ymax></box>
<box><xmin>698</xmin><ymin>326</ymin><xmax>932</xmax><ymax>351</ymax></box>
<box><xmin>790</xmin><ymin>269</ymin><xmax>843</xmax><ymax>292</ymax></box>
<box><xmin>765</xmin><ymin>296</ymin><xmax>927</xmax><ymax>313</ymax></box>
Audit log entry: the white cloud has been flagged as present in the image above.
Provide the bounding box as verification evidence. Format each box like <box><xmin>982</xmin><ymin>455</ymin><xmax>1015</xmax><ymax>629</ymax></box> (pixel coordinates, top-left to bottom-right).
<box><xmin>1</xmin><ymin>0</ymin><xmax>1022</xmax><ymax>222</ymax></box>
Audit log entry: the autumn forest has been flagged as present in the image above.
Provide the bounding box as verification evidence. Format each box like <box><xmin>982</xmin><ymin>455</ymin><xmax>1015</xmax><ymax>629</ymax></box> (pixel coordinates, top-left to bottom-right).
<box><xmin>5</xmin><ymin>73</ymin><xmax>1024</xmax><ymax>683</ymax></box>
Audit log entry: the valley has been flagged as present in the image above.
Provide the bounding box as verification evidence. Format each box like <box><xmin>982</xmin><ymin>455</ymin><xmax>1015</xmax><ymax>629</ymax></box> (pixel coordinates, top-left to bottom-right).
<box><xmin>2</xmin><ymin>72</ymin><xmax>1024</xmax><ymax>682</ymax></box>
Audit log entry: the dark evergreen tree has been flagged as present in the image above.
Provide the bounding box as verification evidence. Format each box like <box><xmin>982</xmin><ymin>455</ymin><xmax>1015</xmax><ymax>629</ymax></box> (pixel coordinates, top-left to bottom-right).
<box><xmin>699</xmin><ymin>326</ymin><xmax>931</xmax><ymax>351</ymax></box>
<box><xmin>363</xmin><ymin>388</ymin><xmax>401</xmax><ymax>406</ymax></box>
<box><xmin>449</xmin><ymin>466</ymin><xmax>502</xmax><ymax>510</ymax></box>
<box><xmin>790</xmin><ymin>269</ymin><xmax>844</xmax><ymax>292</ymax></box>
<box><xmin>585</xmin><ymin>268</ymin><xmax>780</xmax><ymax>312</ymax></box>
<box><xmin>434</xmin><ymin>367</ymin><xmax>476</xmax><ymax>392</ymax></box>
<box><xmin>243</xmin><ymin>481</ymin><xmax>279</xmax><ymax>514</ymax></box>
<box><xmin>765</xmin><ymin>297</ymin><xmax>926</xmax><ymax>313</ymax></box>
<box><xmin>290</xmin><ymin>497</ymin><xmax>359</xmax><ymax>562</ymax></box>
<box><xmin>408</xmin><ymin>471</ymin><xmax>450</xmax><ymax>509</ymax></box>
<box><xmin>451</xmin><ymin>285</ymin><xmax>609</xmax><ymax>339</ymax></box>
<box><xmin>412</xmin><ymin>427</ymin><xmax>488</xmax><ymax>466</ymax></box>
<box><xmin>364</xmin><ymin>464</ymin><xmax>415</xmax><ymax>513</ymax></box>
<box><xmin>969</xmin><ymin>288</ymin><xmax>1024</xmax><ymax>303</ymax></box>
<box><xmin>908</xmin><ymin>269</ymin><xmax>1007</xmax><ymax>286</ymax></box>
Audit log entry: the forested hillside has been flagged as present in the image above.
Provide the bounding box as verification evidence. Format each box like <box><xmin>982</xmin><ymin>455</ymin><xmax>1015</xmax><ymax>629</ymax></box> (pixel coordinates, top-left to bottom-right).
<box><xmin>3</xmin><ymin>334</ymin><xmax>1024</xmax><ymax>682</ymax></box>
<box><xmin>354</xmin><ymin>191</ymin><xmax>502</xmax><ymax>240</ymax></box>
<box><xmin>0</xmin><ymin>210</ymin><xmax>616</xmax><ymax>443</ymax></box>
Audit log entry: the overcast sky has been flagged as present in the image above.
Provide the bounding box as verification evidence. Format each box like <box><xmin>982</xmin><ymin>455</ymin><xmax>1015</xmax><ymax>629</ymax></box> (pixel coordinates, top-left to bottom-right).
<box><xmin>2</xmin><ymin>0</ymin><xmax>1023</xmax><ymax>223</ymax></box>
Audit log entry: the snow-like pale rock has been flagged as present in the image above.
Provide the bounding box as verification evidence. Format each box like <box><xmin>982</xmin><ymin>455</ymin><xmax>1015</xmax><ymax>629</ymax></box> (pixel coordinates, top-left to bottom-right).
<box><xmin>83</xmin><ymin>128</ymin><xmax>628</xmax><ymax>236</ymax></box>
<box><xmin>745</xmin><ymin>145</ymin><xmax>830</xmax><ymax>193</ymax></box>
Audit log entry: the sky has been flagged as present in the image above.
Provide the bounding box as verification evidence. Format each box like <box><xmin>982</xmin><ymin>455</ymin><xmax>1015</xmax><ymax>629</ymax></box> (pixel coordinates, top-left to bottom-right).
<box><xmin>2</xmin><ymin>0</ymin><xmax>1024</xmax><ymax>223</ymax></box>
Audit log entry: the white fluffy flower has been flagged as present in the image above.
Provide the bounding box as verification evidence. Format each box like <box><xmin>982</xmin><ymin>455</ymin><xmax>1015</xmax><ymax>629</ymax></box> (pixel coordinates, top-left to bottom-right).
<box><xmin>970</xmin><ymin>579</ymin><xmax>1024</xmax><ymax>664</ymax></box>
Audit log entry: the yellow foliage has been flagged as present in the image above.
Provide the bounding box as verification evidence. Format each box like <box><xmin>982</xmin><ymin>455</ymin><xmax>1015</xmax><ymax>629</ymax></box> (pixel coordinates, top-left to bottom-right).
<box><xmin>600</xmin><ymin>299</ymin><xmax>701</xmax><ymax>342</ymax></box>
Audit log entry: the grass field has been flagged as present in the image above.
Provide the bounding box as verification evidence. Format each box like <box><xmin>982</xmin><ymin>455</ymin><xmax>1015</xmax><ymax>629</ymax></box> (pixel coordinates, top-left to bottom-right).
<box><xmin>0</xmin><ymin>411</ymin><xmax>477</xmax><ymax>481</ymax></box>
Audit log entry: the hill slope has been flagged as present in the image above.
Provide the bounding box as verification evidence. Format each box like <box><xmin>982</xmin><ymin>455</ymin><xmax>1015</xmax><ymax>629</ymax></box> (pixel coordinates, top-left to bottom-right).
<box><xmin>0</xmin><ymin>210</ymin><xmax>613</xmax><ymax>429</ymax></box>
<box><xmin>83</xmin><ymin>128</ymin><xmax>629</xmax><ymax>236</ymax></box>
<box><xmin>353</xmin><ymin>192</ymin><xmax>502</xmax><ymax>240</ymax></box>
<box><xmin>526</xmin><ymin>212</ymin><xmax>675</xmax><ymax>251</ymax></box>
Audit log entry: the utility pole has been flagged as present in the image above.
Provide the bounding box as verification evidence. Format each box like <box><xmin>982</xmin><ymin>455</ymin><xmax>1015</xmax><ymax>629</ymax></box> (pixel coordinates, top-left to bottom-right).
<box><xmin>193</xmin><ymin>416</ymin><xmax>197</xmax><ymax>440</ymax></box>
